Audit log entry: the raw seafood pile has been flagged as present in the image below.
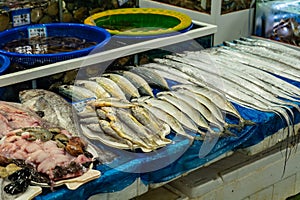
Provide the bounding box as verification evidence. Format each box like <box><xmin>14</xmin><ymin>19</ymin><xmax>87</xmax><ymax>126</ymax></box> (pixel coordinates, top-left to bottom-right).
<box><xmin>0</xmin><ymin>101</ymin><xmax>46</xmax><ymax>138</ymax></box>
<box><xmin>0</xmin><ymin>127</ymin><xmax>94</xmax><ymax>195</ymax></box>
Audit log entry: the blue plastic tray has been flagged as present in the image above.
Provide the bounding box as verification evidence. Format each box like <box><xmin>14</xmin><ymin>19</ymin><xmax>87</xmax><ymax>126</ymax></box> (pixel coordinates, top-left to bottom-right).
<box><xmin>0</xmin><ymin>23</ymin><xmax>111</xmax><ymax>67</ymax></box>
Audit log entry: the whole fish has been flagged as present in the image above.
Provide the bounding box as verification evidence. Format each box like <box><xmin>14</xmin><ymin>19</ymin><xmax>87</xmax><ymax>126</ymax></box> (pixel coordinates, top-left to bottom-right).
<box><xmin>157</xmin><ymin>92</ymin><xmax>216</xmax><ymax>136</ymax></box>
<box><xmin>218</xmin><ymin>46</ymin><xmax>300</xmax><ymax>82</ymax></box>
<box><xmin>115</xmin><ymin>109</ymin><xmax>161</xmax><ymax>147</ymax></box>
<box><xmin>144</xmin><ymin>98</ymin><xmax>205</xmax><ymax>136</ymax></box>
<box><xmin>19</xmin><ymin>89</ymin><xmax>78</xmax><ymax>135</ymax></box>
<box><xmin>212</xmin><ymin>56</ymin><xmax>300</xmax><ymax>104</ymax></box>
<box><xmin>142</xmin><ymin>62</ymin><xmax>207</xmax><ymax>87</ymax></box>
<box><xmin>98</xmin><ymin>120</ymin><xmax>134</xmax><ymax>149</ymax></box>
<box><xmin>103</xmin><ymin>73</ymin><xmax>140</xmax><ymax>100</ymax></box>
<box><xmin>240</xmin><ymin>37</ymin><xmax>300</xmax><ymax>59</ymax></box>
<box><xmin>81</xmin><ymin>124</ymin><xmax>132</xmax><ymax>150</ymax></box>
<box><xmin>171</xmin><ymin>90</ymin><xmax>225</xmax><ymax>131</ymax></box>
<box><xmin>172</xmin><ymin>88</ymin><xmax>225</xmax><ymax>125</ymax></box>
<box><xmin>89</xmin><ymin>77</ymin><xmax>127</xmax><ymax>100</ymax></box>
<box><xmin>75</xmin><ymin>80</ymin><xmax>111</xmax><ymax>99</ymax></box>
<box><xmin>110</xmin><ymin>119</ymin><xmax>153</xmax><ymax>152</ymax></box>
<box><xmin>113</xmin><ymin>70</ymin><xmax>154</xmax><ymax>97</ymax></box>
<box><xmin>131</xmin><ymin>106</ymin><xmax>171</xmax><ymax>141</ymax></box>
<box><xmin>209</xmin><ymin>50</ymin><xmax>300</xmax><ymax>99</ymax></box>
<box><xmin>140</xmin><ymin>102</ymin><xmax>193</xmax><ymax>140</ymax></box>
<box><xmin>89</xmin><ymin>98</ymin><xmax>135</xmax><ymax>109</ymax></box>
<box><xmin>224</xmin><ymin>41</ymin><xmax>300</xmax><ymax>72</ymax></box>
<box><xmin>58</xmin><ymin>85</ymin><xmax>97</xmax><ymax>101</ymax></box>
<box><xmin>129</xmin><ymin>67</ymin><xmax>170</xmax><ymax>91</ymax></box>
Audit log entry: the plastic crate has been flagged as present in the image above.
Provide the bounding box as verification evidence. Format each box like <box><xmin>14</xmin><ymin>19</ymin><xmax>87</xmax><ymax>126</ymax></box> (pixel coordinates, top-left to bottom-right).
<box><xmin>0</xmin><ymin>23</ymin><xmax>111</xmax><ymax>67</ymax></box>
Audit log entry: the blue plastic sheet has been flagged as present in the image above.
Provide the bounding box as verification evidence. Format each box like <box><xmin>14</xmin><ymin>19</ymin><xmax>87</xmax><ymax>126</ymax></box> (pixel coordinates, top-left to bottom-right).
<box><xmin>34</xmin><ymin>164</ymin><xmax>139</xmax><ymax>200</ymax></box>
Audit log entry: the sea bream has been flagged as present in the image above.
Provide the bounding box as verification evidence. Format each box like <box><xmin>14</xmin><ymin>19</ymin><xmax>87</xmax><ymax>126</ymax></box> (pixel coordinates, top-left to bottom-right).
<box><xmin>19</xmin><ymin>89</ymin><xmax>78</xmax><ymax>135</ymax></box>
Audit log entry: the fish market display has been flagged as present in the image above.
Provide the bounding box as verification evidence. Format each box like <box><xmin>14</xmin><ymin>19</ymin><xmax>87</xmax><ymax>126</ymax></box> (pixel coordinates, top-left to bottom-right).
<box><xmin>0</xmin><ymin>101</ymin><xmax>46</xmax><ymax>138</ymax></box>
<box><xmin>19</xmin><ymin>89</ymin><xmax>78</xmax><ymax>135</ymax></box>
<box><xmin>0</xmin><ymin>127</ymin><xmax>96</xmax><ymax>196</ymax></box>
<box><xmin>57</xmin><ymin>38</ymin><xmax>300</xmax><ymax>156</ymax></box>
<box><xmin>80</xmin><ymin>98</ymin><xmax>172</xmax><ymax>152</ymax></box>
<box><xmin>2</xmin><ymin>36</ymin><xmax>97</xmax><ymax>54</ymax></box>
<box><xmin>148</xmin><ymin>37</ymin><xmax>300</xmax><ymax>142</ymax></box>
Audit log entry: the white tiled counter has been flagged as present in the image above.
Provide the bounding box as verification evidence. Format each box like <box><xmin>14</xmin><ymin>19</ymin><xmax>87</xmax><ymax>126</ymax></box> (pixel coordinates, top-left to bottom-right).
<box><xmin>167</xmin><ymin>140</ymin><xmax>300</xmax><ymax>200</ymax></box>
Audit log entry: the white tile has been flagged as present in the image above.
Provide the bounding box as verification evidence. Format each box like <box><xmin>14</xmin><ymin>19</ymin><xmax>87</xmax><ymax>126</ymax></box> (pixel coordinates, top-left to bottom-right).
<box><xmin>249</xmin><ymin>186</ymin><xmax>273</xmax><ymax>200</ymax></box>
<box><xmin>273</xmin><ymin>175</ymin><xmax>296</xmax><ymax>200</ymax></box>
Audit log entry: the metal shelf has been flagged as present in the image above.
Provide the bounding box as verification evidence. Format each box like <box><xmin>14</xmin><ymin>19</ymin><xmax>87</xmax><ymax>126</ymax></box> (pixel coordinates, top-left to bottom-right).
<box><xmin>0</xmin><ymin>20</ymin><xmax>216</xmax><ymax>87</ymax></box>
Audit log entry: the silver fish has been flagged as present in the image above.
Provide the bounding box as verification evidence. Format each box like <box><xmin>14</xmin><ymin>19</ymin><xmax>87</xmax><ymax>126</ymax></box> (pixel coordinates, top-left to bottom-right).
<box><xmin>75</xmin><ymin>80</ymin><xmax>111</xmax><ymax>99</ymax></box>
<box><xmin>113</xmin><ymin>70</ymin><xmax>154</xmax><ymax>97</ymax></box>
<box><xmin>58</xmin><ymin>85</ymin><xmax>97</xmax><ymax>101</ymax></box>
<box><xmin>240</xmin><ymin>37</ymin><xmax>300</xmax><ymax>59</ymax></box>
<box><xmin>89</xmin><ymin>77</ymin><xmax>127</xmax><ymax>100</ymax></box>
<box><xmin>110</xmin><ymin>119</ymin><xmax>153</xmax><ymax>152</ymax></box>
<box><xmin>103</xmin><ymin>73</ymin><xmax>140</xmax><ymax>100</ymax></box>
<box><xmin>115</xmin><ymin>109</ymin><xmax>160</xmax><ymax>147</ymax></box>
<box><xmin>81</xmin><ymin>124</ymin><xmax>131</xmax><ymax>150</ymax></box>
<box><xmin>144</xmin><ymin>98</ymin><xmax>205</xmax><ymax>136</ymax></box>
<box><xmin>129</xmin><ymin>67</ymin><xmax>170</xmax><ymax>90</ymax></box>
<box><xmin>157</xmin><ymin>92</ymin><xmax>216</xmax><ymax>135</ymax></box>
<box><xmin>140</xmin><ymin>102</ymin><xmax>193</xmax><ymax>140</ymax></box>
<box><xmin>19</xmin><ymin>89</ymin><xmax>78</xmax><ymax>135</ymax></box>
<box><xmin>98</xmin><ymin>120</ymin><xmax>134</xmax><ymax>149</ymax></box>
<box><xmin>131</xmin><ymin>106</ymin><xmax>171</xmax><ymax>141</ymax></box>
<box><xmin>89</xmin><ymin>98</ymin><xmax>135</xmax><ymax>109</ymax></box>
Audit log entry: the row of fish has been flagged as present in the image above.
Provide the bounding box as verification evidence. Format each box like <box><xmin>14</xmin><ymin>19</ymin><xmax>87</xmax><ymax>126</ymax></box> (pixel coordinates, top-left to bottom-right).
<box><xmin>150</xmin><ymin>38</ymin><xmax>300</xmax><ymax>140</ymax></box>
<box><xmin>54</xmin><ymin>56</ymin><xmax>254</xmax><ymax>153</ymax></box>
<box><xmin>58</xmin><ymin>68</ymin><xmax>170</xmax><ymax>102</ymax></box>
